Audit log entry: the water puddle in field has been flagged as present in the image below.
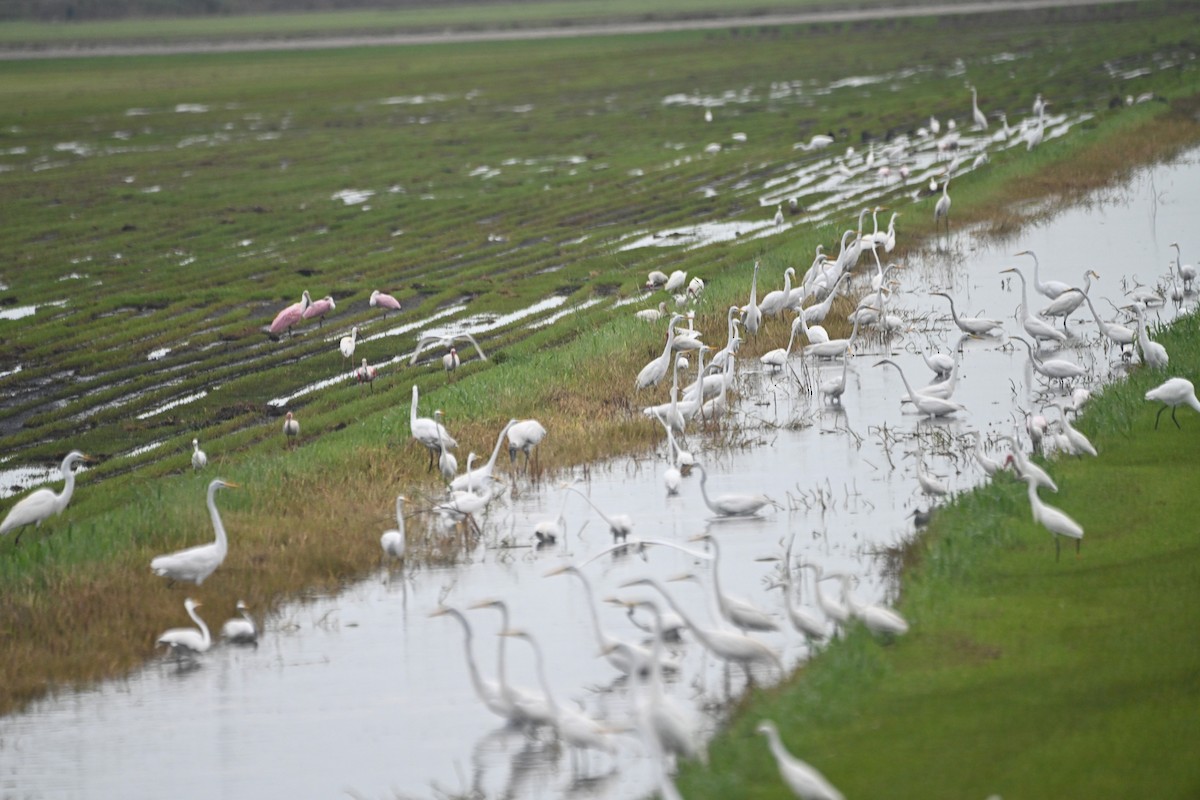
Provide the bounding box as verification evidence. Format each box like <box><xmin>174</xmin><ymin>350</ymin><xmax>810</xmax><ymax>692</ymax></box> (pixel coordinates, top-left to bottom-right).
<box><xmin>0</xmin><ymin>299</ymin><xmax>68</xmax><ymax>321</ymax></box>
<box><xmin>5</xmin><ymin>148</ymin><xmax>1200</xmax><ymax>799</ymax></box>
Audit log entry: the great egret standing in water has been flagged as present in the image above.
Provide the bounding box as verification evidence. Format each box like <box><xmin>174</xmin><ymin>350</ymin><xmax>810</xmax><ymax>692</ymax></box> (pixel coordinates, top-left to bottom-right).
<box><xmin>157</xmin><ymin>598</ymin><xmax>212</xmax><ymax>663</ymax></box>
<box><xmin>221</xmin><ymin>600</ymin><xmax>258</xmax><ymax>645</ymax></box>
<box><xmin>380</xmin><ymin>495</ymin><xmax>407</xmax><ymax>562</ymax></box>
<box><xmin>449</xmin><ymin>419</ymin><xmax>519</xmax><ymax>493</ymax></box>
<box><xmin>150</xmin><ymin>479</ymin><xmax>238</xmax><ymax>585</ymax></box>
<box><xmin>686</xmin><ymin>533</ymin><xmax>779</xmax><ymax>632</ymax></box>
<box><xmin>507</xmin><ymin>419</ymin><xmax>547</xmax><ymax>470</ymax></box>
<box><xmin>1000</xmin><ymin>267</ymin><xmax>1068</xmax><ymax>346</ymax></box>
<box><xmin>694</xmin><ymin>464</ymin><xmax>777</xmax><ymax>517</ymax></box>
<box><xmin>1127</xmin><ymin>302</ymin><xmax>1169</xmax><ymax>369</ymax></box>
<box><xmin>1</xmin><ymin>450</ymin><xmax>91</xmax><ymax>545</ymax></box>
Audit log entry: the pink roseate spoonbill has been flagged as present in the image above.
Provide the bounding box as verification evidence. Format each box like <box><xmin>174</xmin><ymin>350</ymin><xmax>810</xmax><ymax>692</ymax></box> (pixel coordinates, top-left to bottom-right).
<box><xmin>0</xmin><ymin>450</ymin><xmax>91</xmax><ymax>545</ymax></box>
<box><xmin>283</xmin><ymin>411</ymin><xmax>300</xmax><ymax>447</ymax></box>
<box><xmin>757</xmin><ymin>720</ymin><xmax>844</xmax><ymax>800</ymax></box>
<box><xmin>369</xmin><ymin>289</ymin><xmax>403</xmax><ymax>314</ymax></box>
<box><xmin>301</xmin><ymin>294</ymin><xmax>336</xmax><ymax>327</ymax></box>
<box><xmin>268</xmin><ymin>290</ymin><xmax>312</xmax><ymax>337</ymax></box>
<box><xmin>1021</xmin><ymin>472</ymin><xmax>1083</xmax><ymax>561</ymax></box>
<box><xmin>157</xmin><ymin>598</ymin><xmax>212</xmax><ymax>664</ymax></box>
<box><xmin>1145</xmin><ymin>377</ymin><xmax>1200</xmax><ymax>429</ymax></box>
<box><xmin>355</xmin><ymin>358</ymin><xmax>378</xmax><ymax>390</ymax></box>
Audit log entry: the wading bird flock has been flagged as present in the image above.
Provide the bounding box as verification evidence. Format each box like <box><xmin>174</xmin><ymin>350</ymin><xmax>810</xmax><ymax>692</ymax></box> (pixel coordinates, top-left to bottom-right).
<box><xmin>4</xmin><ymin>84</ymin><xmax>1197</xmax><ymax>799</ymax></box>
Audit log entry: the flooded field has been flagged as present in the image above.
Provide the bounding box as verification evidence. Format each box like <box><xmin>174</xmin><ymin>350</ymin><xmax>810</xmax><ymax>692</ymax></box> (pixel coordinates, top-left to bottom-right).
<box><xmin>3</xmin><ymin>146</ymin><xmax>1197</xmax><ymax>799</ymax></box>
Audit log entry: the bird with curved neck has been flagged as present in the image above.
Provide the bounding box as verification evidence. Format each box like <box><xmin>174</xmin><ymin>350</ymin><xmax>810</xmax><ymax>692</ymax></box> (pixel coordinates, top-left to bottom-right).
<box><xmin>449</xmin><ymin>419</ymin><xmax>519</xmax><ymax>493</ymax></box>
<box><xmin>150</xmin><ymin>479</ymin><xmax>238</xmax><ymax>585</ymax></box>
<box><xmin>157</xmin><ymin>598</ymin><xmax>212</xmax><ymax>664</ymax></box>
<box><xmin>1</xmin><ymin>450</ymin><xmax>91</xmax><ymax>546</ymax></box>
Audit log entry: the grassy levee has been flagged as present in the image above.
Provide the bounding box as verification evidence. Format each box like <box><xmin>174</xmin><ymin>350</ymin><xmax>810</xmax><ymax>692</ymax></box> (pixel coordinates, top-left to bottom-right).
<box><xmin>1</xmin><ymin>2</ymin><xmax>1200</xmax><ymax>718</ymax></box>
<box><xmin>672</xmin><ymin>152</ymin><xmax>1200</xmax><ymax>796</ymax></box>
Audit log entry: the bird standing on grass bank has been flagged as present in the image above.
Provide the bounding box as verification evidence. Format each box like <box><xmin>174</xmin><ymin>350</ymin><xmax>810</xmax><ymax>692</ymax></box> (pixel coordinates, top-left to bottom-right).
<box><xmin>268</xmin><ymin>290</ymin><xmax>311</xmax><ymax>337</ymax></box>
<box><xmin>150</xmin><ymin>479</ymin><xmax>238</xmax><ymax>585</ymax></box>
<box><xmin>369</xmin><ymin>289</ymin><xmax>402</xmax><ymax>314</ymax></box>
<box><xmin>355</xmin><ymin>358</ymin><xmax>378</xmax><ymax>389</ymax></box>
<box><xmin>191</xmin><ymin>439</ymin><xmax>207</xmax><ymax>470</ymax></box>
<box><xmin>283</xmin><ymin>411</ymin><xmax>300</xmax><ymax>447</ymax></box>
<box><xmin>339</xmin><ymin>326</ymin><xmax>358</xmax><ymax>359</ymax></box>
<box><xmin>1145</xmin><ymin>377</ymin><xmax>1200</xmax><ymax>429</ymax></box>
<box><xmin>302</xmin><ymin>294</ymin><xmax>335</xmax><ymax>327</ymax></box>
<box><xmin>157</xmin><ymin>598</ymin><xmax>212</xmax><ymax>664</ymax></box>
<box><xmin>1</xmin><ymin>450</ymin><xmax>91</xmax><ymax>546</ymax></box>
<box><xmin>757</xmin><ymin>720</ymin><xmax>844</xmax><ymax>800</ymax></box>
<box><xmin>410</xmin><ymin>385</ymin><xmax>457</xmax><ymax>472</ymax></box>
<box><xmin>409</xmin><ymin>332</ymin><xmax>488</xmax><ymax>369</ymax></box>
<box><xmin>1021</xmin><ymin>472</ymin><xmax>1083</xmax><ymax>561</ymax></box>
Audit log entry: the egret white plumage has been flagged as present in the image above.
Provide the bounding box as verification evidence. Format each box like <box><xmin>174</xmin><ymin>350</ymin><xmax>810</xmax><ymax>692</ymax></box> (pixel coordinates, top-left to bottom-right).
<box><xmin>409</xmin><ymin>331</ymin><xmax>488</xmax><ymax>368</ymax></box>
<box><xmin>220</xmin><ymin>600</ymin><xmax>258</xmax><ymax>645</ymax></box>
<box><xmin>191</xmin><ymin>439</ymin><xmax>207</xmax><ymax>470</ymax></box>
<box><xmin>929</xmin><ymin>291</ymin><xmax>1003</xmax><ymax>336</ymax></box>
<box><xmin>934</xmin><ymin>176</ymin><xmax>951</xmax><ymax>235</ymax></box>
<box><xmin>742</xmin><ymin>261</ymin><xmax>763</xmax><ymax>336</ymax></box>
<box><xmin>686</xmin><ymin>533</ymin><xmax>779</xmax><ymax>632</ymax></box>
<box><xmin>636</xmin><ymin>314</ymin><xmax>685</xmax><ymax>390</ymax></box>
<box><xmin>380</xmin><ymin>495</ymin><xmax>407</xmax><ymax>561</ymax></box>
<box><xmin>466</xmin><ymin>599</ymin><xmax>555</xmax><ymax>730</ymax></box>
<box><xmin>1017</xmin><ymin>250</ymin><xmax>1070</xmax><ymax>300</ymax></box>
<box><xmin>1145</xmin><ymin>377</ymin><xmax>1200</xmax><ymax>429</ymax></box>
<box><xmin>1039</xmin><ymin>271</ymin><xmax>1098</xmax><ymax>329</ymax></box>
<box><xmin>1021</xmin><ymin>472</ymin><xmax>1083</xmax><ymax>560</ymax></box>
<box><xmin>757</xmin><ymin>720</ymin><xmax>845</xmax><ymax>800</ymax></box>
<box><xmin>999</xmin><ymin>434</ymin><xmax>1058</xmax><ymax>493</ymax></box>
<box><xmin>564</xmin><ymin>484</ymin><xmax>634</xmax><ymax>540</ymax></box>
<box><xmin>0</xmin><ymin>450</ymin><xmax>91</xmax><ymax>545</ymax></box>
<box><xmin>694</xmin><ymin>464</ymin><xmax>776</xmax><ymax>517</ymax></box>
<box><xmin>970</xmin><ymin>85</ymin><xmax>988</xmax><ymax>130</ymax></box>
<box><xmin>428</xmin><ymin>606</ymin><xmax>513</xmax><ymax>723</ymax></box>
<box><xmin>1081</xmin><ymin>292</ymin><xmax>1134</xmax><ymax>355</ymax></box>
<box><xmin>449</xmin><ymin>419</ymin><xmax>519</xmax><ymax>493</ymax></box>
<box><xmin>1055</xmin><ymin>403</ymin><xmax>1097</xmax><ymax>457</ymax></box>
<box><xmin>759</xmin><ymin>267</ymin><xmax>796</xmax><ymax>318</ymax></box>
<box><xmin>545</xmin><ymin>564</ymin><xmax>660</xmax><ymax>676</ymax></box>
<box><xmin>1127</xmin><ymin>302</ymin><xmax>1169</xmax><ymax>369</ymax></box>
<box><xmin>507</xmin><ymin>419</ymin><xmax>546</xmax><ymax>470</ymax></box>
<box><xmin>1010</xmin><ymin>335</ymin><xmax>1087</xmax><ymax>386</ymax></box>
<box><xmin>834</xmin><ymin>574</ymin><xmax>909</xmax><ymax>639</ymax></box>
<box><xmin>1170</xmin><ymin>242</ymin><xmax>1196</xmax><ymax>293</ymax></box>
<box><xmin>339</xmin><ymin>326</ymin><xmax>358</xmax><ymax>359</ymax></box>
<box><xmin>760</xmin><ymin>316</ymin><xmax>804</xmax><ymax>372</ymax></box>
<box><xmin>150</xmin><ymin>479</ymin><xmax>238</xmax><ymax>585</ymax></box>
<box><xmin>874</xmin><ymin>359</ymin><xmax>966</xmax><ymax>418</ymax></box>
<box><xmin>1001</xmin><ymin>267</ymin><xmax>1069</xmax><ymax>345</ymax></box>
<box><xmin>157</xmin><ymin>598</ymin><xmax>212</xmax><ymax>663</ymax></box>
<box><xmin>966</xmin><ymin>430</ymin><xmax>1003</xmax><ymax>476</ymax></box>
<box><xmin>282</xmin><ymin>411</ymin><xmax>300</xmax><ymax>447</ymax></box>
<box><xmin>409</xmin><ymin>385</ymin><xmax>457</xmax><ymax>471</ymax></box>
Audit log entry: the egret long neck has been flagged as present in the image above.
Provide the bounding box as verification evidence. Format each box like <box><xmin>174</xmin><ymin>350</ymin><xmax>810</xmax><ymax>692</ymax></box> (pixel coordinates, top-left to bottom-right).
<box><xmin>187</xmin><ymin>604</ymin><xmax>211</xmax><ymax>648</ymax></box>
<box><xmin>207</xmin><ymin>482</ymin><xmax>228</xmax><ymax>557</ymax></box>
<box><xmin>55</xmin><ymin>455</ymin><xmax>78</xmax><ymax>514</ymax></box>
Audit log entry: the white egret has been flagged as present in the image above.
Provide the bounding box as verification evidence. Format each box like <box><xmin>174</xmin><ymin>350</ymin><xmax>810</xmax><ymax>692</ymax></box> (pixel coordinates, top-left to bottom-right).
<box><xmin>1010</xmin><ymin>336</ymin><xmax>1087</xmax><ymax>386</ymax></box>
<box><xmin>742</xmin><ymin>261</ymin><xmax>763</xmax><ymax>336</ymax></box>
<box><xmin>916</xmin><ymin>457</ymin><xmax>949</xmax><ymax>498</ymax></box>
<box><xmin>1000</xmin><ymin>267</ymin><xmax>1068</xmax><ymax>345</ymax></box>
<box><xmin>757</xmin><ymin>720</ymin><xmax>844</xmax><ymax>800</ymax></box>
<box><xmin>620</xmin><ymin>576</ymin><xmax>782</xmax><ymax>676</ymax></box>
<box><xmin>1081</xmin><ymin>293</ymin><xmax>1134</xmax><ymax>355</ymax></box>
<box><xmin>409</xmin><ymin>331</ymin><xmax>488</xmax><ymax>367</ymax></box>
<box><xmin>1039</xmin><ymin>271</ymin><xmax>1098</xmax><ymax>329</ymax></box>
<box><xmin>804</xmin><ymin>309</ymin><xmax>865</xmax><ymax>361</ymax></box>
<box><xmin>999</xmin><ymin>434</ymin><xmax>1058</xmax><ymax>493</ymax></box>
<box><xmin>157</xmin><ymin>598</ymin><xmax>212</xmax><ymax>663</ymax></box>
<box><xmin>646</xmin><ymin>270</ymin><xmax>669</xmax><ymax>289</ymax></box>
<box><xmin>191</xmin><ymin>439</ymin><xmax>207</xmax><ymax>470</ymax></box>
<box><xmin>774</xmin><ymin>204</ymin><xmax>785</xmax><ymax>226</ymax></box>
<box><xmin>449</xmin><ymin>419</ymin><xmax>519</xmax><ymax>493</ymax></box>
<box><xmin>150</xmin><ymin>479</ymin><xmax>238</xmax><ymax>585</ymax></box>
<box><xmin>338</xmin><ymin>326</ymin><xmax>358</xmax><ymax>359</ymax></box>
<box><xmin>760</xmin><ymin>316</ymin><xmax>804</xmax><ymax>372</ymax></box>
<box><xmin>694</xmin><ymin>464</ymin><xmax>776</xmax><ymax>517</ymax></box>
<box><xmin>819</xmin><ymin>353</ymin><xmax>851</xmax><ymax>405</ymax></box>
<box><xmin>1024</xmin><ymin>103</ymin><xmax>1047</xmax><ymax>150</ymax></box>
<box><xmin>970</xmin><ymin>85</ymin><xmax>988</xmax><ymax>130</ymax></box>
<box><xmin>1145</xmin><ymin>377</ymin><xmax>1200</xmax><ymax>429</ymax></box>
<box><xmin>507</xmin><ymin>419</ymin><xmax>546</xmax><ymax>470</ymax></box>
<box><xmin>992</xmin><ymin>112</ymin><xmax>1012</xmax><ymax>142</ymax></box>
<box><xmin>636</xmin><ymin>314</ymin><xmax>686</xmax><ymax>390</ymax></box>
<box><xmin>774</xmin><ymin>535</ymin><xmax>828</xmax><ymax>645</ymax></box>
<box><xmin>380</xmin><ymin>495</ymin><xmax>407</xmax><ymax>561</ymax></box>
<box><xmin>1016</xmin><ymin>250</ymin><xmax>1070</xmax><ymax>300</ymax></box>
<box><xmin>663</xmin><ymin>270</ymin><xmax>687</xmax><ymax>294</ymax></box>
<box><xmin>934</xmin><ymin>177</ymin><xmax>951</xmax><ymax>235</ymax></box>
<box><xmin>834</xmin><ymin>574</ymin><xmax>909</xmax><ymax>639</ymax></box>
<box><xmin>636</xmin><ymin>301</ymin><xmax>669</xmax><ymax>323</ymax></box>
<box><xmin>1054</xmin><ymin>403</ymin><xmax>1097</xmax><ymax>457</ymax></box>
<box><xmin>922</xmin><ymin>342</ymin><xmax>954</xmax><ymax>377</ymax></box>
<box><xmin>282</xmin><ymin>411</ymin><xmax>300</xmax><ymax>447</ymax></box>
<box><xmin>409</xmin><ymin>385</ymin><xmax>457</xmax><ymax>471</ymax></box>
<box><xmin>564</xmin><ymin>484</ymin><xmax>634</xmax><ymax>540</ymax></box>
<box><xmin>428</xmin><ymin>606</ymin><xmax>513</xmax><ymax>723</ymax></box>
<box><xmin>687</xmin><ymin>533</ymin><xmax>779</xmax><ymax>632</ymax></box>
<box><xmin>502</xmin><ymin>628</ymin><xmax>617</xmax><ymax>768</ymax></box>
<box><xmin>759</xmin><ymin>267</ymin><xmax>796</xmax><ymax>318</ymax></box>
<box><xmin>795</xmin><ymin>272</ymin><xmax>848</xmax><ymax>327</ymax></box>
<box><xmin>1127</xmin><ymin>303</ymin><xmax>1169</xmax><ymax>369</ymax></box>
<box><xmin>467</xmin><ymin>598</ymin><xmax>554</xmax><ymax>729</ymax></box>
<box><xmin>966</xmin><ymin>430</ymin><xmax>1003</xmax><ymax>477</ymax></box>
<box><xmin>800</xmin><ymin>563</ymin><xmax>851</xmax><ymax>632</ymax></box>
<box><xmin>1021</xmin><ymin>473</ymin><xmax>1083</xmax><ymax>560</ymax></box>
<box><xmin>220</xmin><ymin>600</ymin><xmax>258</xmax><ymax>645</ymax></box>
<box><xmin>1170</xmin><ymin>242</ymin><xmax>1196</xmax><ymax>293</ymax></box>
<box><xmin>1</xmin><ymin>450</ymin><xmax>91</xmax><ymax>545</ymax></box>
<box><xmin>873</xmin><ymin>359</ymin><xmax>966</xmax><ymax>418</ymax></box>
<box><xmin>929</xmin><ymin>291</ymin><xmax>1003</xmax><ymax>336</ymax></box>
<box><xmin>545</xmin><ymin>564</ymin><xmax>659</xmax><ymax>676</ymax></box>
<box><xmin>437</xmin><ymin>438</ymin><xmax>457</xmax><ymax>483</ymax></box>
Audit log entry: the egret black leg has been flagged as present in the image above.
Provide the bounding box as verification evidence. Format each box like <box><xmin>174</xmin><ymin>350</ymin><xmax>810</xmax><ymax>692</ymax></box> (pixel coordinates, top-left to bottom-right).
<box><xmin>1055</xmin><ymin>536</ymin><xmax>1061</xmax><ymax>562</ymax></box>
<box><xmin>1155</xmin><ymin>404</ymin><xmax>1167</xmax><ymax>430</ymax></box>
<box><xmin>1172</xmin><ymin>407</ymin><xmax>1182</xmax><ymax>429</ymax></box>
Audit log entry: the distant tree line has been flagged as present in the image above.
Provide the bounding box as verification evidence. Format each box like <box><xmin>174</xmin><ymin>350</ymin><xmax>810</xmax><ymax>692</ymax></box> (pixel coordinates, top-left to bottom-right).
<box><xmin>4</xmin><ymin>0</ymin><xmax>520</xmax><ymax>22</ymax></box>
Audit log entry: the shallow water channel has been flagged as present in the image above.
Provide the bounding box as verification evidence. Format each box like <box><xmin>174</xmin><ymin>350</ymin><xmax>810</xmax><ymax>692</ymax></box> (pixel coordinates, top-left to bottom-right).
<box><xmin>3</xmin><ymin>150</ymin><xmax>1198</xmax><ymax>799</ymax></box>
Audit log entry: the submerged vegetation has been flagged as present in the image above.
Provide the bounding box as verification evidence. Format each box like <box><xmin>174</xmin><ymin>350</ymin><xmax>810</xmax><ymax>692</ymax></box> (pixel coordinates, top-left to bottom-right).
<box><xmin>0</xmin><ymin>0</ymin><xmax>1198</xmax><ymax>742</ymax></box>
